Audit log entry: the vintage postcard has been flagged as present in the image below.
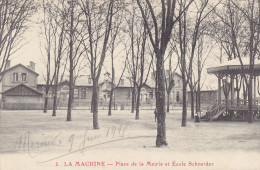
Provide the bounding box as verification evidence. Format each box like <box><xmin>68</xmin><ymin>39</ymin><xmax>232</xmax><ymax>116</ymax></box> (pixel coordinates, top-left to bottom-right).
<box><xmin>0</xmin><ymin>0</ymin><xmax>260</xmax><ymax>170</ymax></box>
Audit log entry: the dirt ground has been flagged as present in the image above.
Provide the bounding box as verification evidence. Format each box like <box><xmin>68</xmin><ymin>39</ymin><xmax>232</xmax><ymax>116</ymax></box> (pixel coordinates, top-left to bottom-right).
<box><xmin>0</xmin><ymin>109</ymin><xmax>259</xmax><ymax>170</ymax></box>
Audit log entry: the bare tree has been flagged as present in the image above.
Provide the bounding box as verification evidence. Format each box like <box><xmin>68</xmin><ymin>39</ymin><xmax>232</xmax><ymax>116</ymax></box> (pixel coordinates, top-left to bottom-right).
<box><xmin>44</xmin><ymin>0</ymin><xmax>69</xmax><ymax>116</ymax></box>
<box><xmin>121</xmin><ymin>34</ymin><xmax>136</xmax><ymax>113</ymax></box>
<box><xmin>237</xmin><ymin>0</ymin><xmax>260</xmax><ymax>123</ymax></box>
<box><xmin>178</xmin><ymin>0</ymin><xmax>190</xmax><ymax>127</ymax></box>
<box><xmin>80</xmin><ymin>0</ymin><xmax>115</xmax><ymax>129</ymax></box>
<box><xmin>65</xmin><ymin>0</ymin><xmax>86</xmax><ymax>121</ymax></box>
<box><xmin>108</xmin><ymin>7</ymin><xmax>128</xmax><ymax>116</ymax></box>
<box><xmin>41</xmin><ymin>0</ymin><xmax>68</xmax><ymax>113</ymax></box>
<box><xmin>67</xmin><ymin>0</ymin><xmax>76</xmax><ymax>121</ymax></box>
<box><xmin>137</xmin><ymin>0</ymin><xmax>194</xmax><ymax>146</ymax></box>
<box><xmin>0</xmin><ymin>0</ymin><xmax>35</xmax><ymax>76</ymax></box>
<box><xmin>186</xmin><ymin>0</ymin><xmax>216</xmax><ymax>119</ymax></box>
<box><xmin>124</xmin><ymin>3</ymin><xmax>153</xmax><ymax>119</ymax></box>
<box><xmin>128</xmin><ymin>1</ymin><xmax>137</xmax><ymax>114</ymax></box>
<box><xmin>175</xmin><ymin>0</ymin><xmax>220</xmax><ymax>125</ymax></box>
<box><xmin>212</xmin><ymin>0</ymin><xmax>260</xmax><ymax>123</ymax></box>
<box><xmin>133</xmin><ymin>28</ymin><xmax>153</xmax><ymax>120</ymax></box>
<box><xmin>194</xmin><ymin>34</ymin><xmax>215</xmax><ymax>113</ymax></box>
<box><xmin>164</xmin><ymin>45</ymin><xmax>179</xmax><ymax>113</ymax></box>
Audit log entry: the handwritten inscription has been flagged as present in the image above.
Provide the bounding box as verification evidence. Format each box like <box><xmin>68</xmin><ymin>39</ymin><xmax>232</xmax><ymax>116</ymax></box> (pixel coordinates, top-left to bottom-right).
<box><xmin>12</xmin><ymin>122</ymin><xmax>130</xmax><ymax>158</ymax></box>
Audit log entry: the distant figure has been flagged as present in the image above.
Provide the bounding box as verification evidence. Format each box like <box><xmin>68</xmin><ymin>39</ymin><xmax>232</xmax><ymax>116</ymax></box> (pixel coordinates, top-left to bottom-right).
<box><xmin>154</xmin><ymin>108</ymin><xmax>158</xmax><ymax>122</ymax></box>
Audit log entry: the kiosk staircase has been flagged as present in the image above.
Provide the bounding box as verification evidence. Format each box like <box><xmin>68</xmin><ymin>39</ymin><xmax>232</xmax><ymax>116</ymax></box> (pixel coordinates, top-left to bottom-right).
<box><xmin>201</xmin><ymin>102</ymin><xmax>226</xmax><ymax>121</ymax></box>
<box><xmin>201</xmin><ymin>100</ymin><xmax>260</xmax><ymax>121</ymax></box>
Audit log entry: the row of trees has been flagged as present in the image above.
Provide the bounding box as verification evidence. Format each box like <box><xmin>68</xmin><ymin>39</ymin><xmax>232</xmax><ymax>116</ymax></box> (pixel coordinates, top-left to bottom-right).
<box><xmin>0</xmin><ymin>0</ymin><xmax>36</xmax><ymax>76</ymax></box>
<box><xmin>0</xmin><ymin>0</ymin><xmax>259</xmax><ymax>147</ymax></box>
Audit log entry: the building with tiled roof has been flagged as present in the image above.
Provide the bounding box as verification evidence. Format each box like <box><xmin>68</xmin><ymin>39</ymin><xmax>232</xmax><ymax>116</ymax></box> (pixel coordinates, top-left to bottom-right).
<box><xmin>0</xmin><ymin>60</ymin><xmax>44</xmax><ymax>109</ymax></box>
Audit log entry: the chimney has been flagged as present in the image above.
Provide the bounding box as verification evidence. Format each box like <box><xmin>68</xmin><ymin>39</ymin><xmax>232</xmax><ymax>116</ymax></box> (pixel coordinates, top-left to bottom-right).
<box><xmin>6</xmin><ymin>60</ymin><xmax>10</xmax><ymax>70</ymax></box>
<box><xmin>29</xmin><ymin>61</ymin><xmax>35</xmax><ymax>71</ymax></box>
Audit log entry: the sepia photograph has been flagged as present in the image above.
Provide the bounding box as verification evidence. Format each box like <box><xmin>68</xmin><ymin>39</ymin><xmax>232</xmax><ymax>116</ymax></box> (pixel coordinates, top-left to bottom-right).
<box><xmin>0</xmin><ymin>0</ymin><xmax>260</xmax><ymax>169</ymax></box>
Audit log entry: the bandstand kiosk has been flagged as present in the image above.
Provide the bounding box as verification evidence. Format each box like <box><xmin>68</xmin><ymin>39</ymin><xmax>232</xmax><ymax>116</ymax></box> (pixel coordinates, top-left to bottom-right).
<box><xmin>205</xmin><ymin>58</ymin><xmax>260</xmax><ymax>121</ymax></box>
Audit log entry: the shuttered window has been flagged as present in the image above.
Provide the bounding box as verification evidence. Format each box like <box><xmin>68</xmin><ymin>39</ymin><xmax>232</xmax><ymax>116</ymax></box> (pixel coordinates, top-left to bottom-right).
<box><xmin>13</xmin><ymin>73</ymin><xmax>18</xmax><ymax>82</ymax></box>
<box><xmin>22</xmin><ymin>73</ymin><xmax>27</xmax><ymax>82</ymax></box>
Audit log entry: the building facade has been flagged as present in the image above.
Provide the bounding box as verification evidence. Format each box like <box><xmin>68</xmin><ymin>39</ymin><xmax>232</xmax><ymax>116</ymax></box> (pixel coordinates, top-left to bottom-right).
<box><xmin>0</xmin><ymin>62</ymin><xmax>184</xmax><ymax>110</ymax></box>
<box><xmin>0</xmin><ymin>61</ymin><xmax>44</xmax><ymax>109</ymax></box>
<box><xmin>37</xmin><ymin>78</ymin><xmax>94</xmax><ymax>109</ymax></box>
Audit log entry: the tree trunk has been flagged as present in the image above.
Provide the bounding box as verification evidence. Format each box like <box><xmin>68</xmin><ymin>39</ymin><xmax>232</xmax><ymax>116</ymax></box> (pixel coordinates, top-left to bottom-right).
<box><xmin>108</xmin><ymin>89</ymin><xmax>114</xmax><ymax>116</ymax></box>
<box><xmin>131</xmin><ymin>87</ymin><xmax>135</xmax><ymax>113</ymax></box>
<box><xmin>198</xmin><ymin>88</ymin><xmax>201</xmax><ymax>112</ymax></box>
<box><xmin>52</xmin><ymin>84</ymin><xmax>58</xmax><ymax>116</ymax></box>
<box><xmin>236</xmin><ymin>78</ymin><xmax>240</xmax><ymax>106</ymax></box>
<box><xmin>181</xmin><ymin>83</ymin><xmax>187</xmax><ymax>126</ymax></box>
<box><xmin>243</xmin><ymin>81</ymin><xmax>248</xmax><ymax>105</ymax></box>
<box><xmin>166</xmin><ymin>91</ymin><xmax>170</xmax><ymax>112</ymax></box>
<box><xmin>67</xmin><ymin>74</ymin><xmax>73</xmax><ymax>121</ymax></box>
<box><xmin>92</xmin><ymin>80</ymin><xmax>99</xmax><ymax>129</ymax></box>
<box><xmin>43</xmin><ymin>86</ymin><xmax>49</xmax><ymax>113</ymax></box>
<box><xmin>91</xmin><ymin>95</ymin><xmax>94</xmax><ymax>113</ymax></box>
<box><xmin>67</xmin><ymin>46</ymin><xmax>74</xmax><ymax>121</ymax></box>
<box><xmin>248</xmin><ymin>74</ymin><xmax>253</xmax><ymax>123</ymax></box>
<box><xmin>195</xmin><ymin>90</ymin><xmax>198</xmax><ymax>113</ymax></box>
<box><xmin>155</xmin><ymin>52</ymin><xmax>167</xmax><ymax>147</ymax></box>
<box><xmin>190</xmin><ymin>89</ymin><xmax>194</xmax><ymax>118</ymax></box>
<box><xmin>225</xmin><ymin>95</ymin><xmax>228</xmax><ymax>113</ymax></box>
<box><xmin>67</xmin><ymin>4</ymin><xmax>74</xmax><ymax>122</ymax></box>
<box><xmin>43</xmin><ymin>97</ymin><xmax>48</xmax><ymax>113</ymax></box>
<box><xmin>135</xmin><ymin>88</ymin><xmax>141</xmax><ymax>120</ymax></box>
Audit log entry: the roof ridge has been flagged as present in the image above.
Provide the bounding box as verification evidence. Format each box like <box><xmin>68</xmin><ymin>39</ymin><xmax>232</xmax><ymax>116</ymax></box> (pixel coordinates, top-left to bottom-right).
<box><xmin>1</xmin><ymin>83</ymin><xmax>44</xmax><ymax>95</ymax></box>
<box><xmin>0</xmin><ymin>63</ymin><xmax>39</xmax><ymax>75</ymax></box>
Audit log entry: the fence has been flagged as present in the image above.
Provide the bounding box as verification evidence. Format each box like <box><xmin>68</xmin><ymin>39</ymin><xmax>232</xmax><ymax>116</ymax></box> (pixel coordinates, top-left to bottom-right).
<box><xmin>1</xmin><ymin>101</ymin><xmax>183</xmax><ymax>110</ymax></box>
<box><xmin>2</xmin><ymin>102</ymin><xmax>43</xmax><ymax>110</ymax></box>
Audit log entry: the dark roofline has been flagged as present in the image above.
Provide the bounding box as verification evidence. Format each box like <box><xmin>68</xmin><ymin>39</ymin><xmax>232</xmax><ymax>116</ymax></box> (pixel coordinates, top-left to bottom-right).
<box><xmin>37</xmin><ymin>83</ymin><xmax>93</xmax><ymax>87</ymax></box>
<box><xmin>0</xmin><ymin>64</ymin><xmax>39</xmax><ymax>76</ymax></box>
<box><xmin>187</xmin><ymin>90</ymin><xmax>216</xmax><ymax>93</ymax></box>
<box><xmin>99</xmin><ymin>80</ymin><xmax>112</xmax><ymax>86</ymax></box>
<box><xmin>117</xmin><ymin>86</ymin><xmax>132</xmax><ymax>88</ymax></box>
<box><xmin>1</xmin><ymin>83</ymin><xmax>44</xmax><ymax>95</ymax></box>
<box><xmin>207</xmin><ymin>64</ymin><xmax>260</xmax><ymax>75</ymax></box>
<box><xmin>173</xmin><ymin>72</ymin><xmax>182</xmax><ymax>78</ymax></box>
<box><xmin>143</xmin><ymin>83</ymin><xmax>154</xmax><ymax>89</ymax></box>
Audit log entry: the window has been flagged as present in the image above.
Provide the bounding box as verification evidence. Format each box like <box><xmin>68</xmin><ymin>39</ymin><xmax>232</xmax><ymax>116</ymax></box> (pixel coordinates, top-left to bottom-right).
<box><xmin>106</xmin><ymin>91</ymin><xmax>111</xmax><ymax>99</ymax></box>
<box><xmin>88</xmin><ymin>77</ymin><xmax>92</xmax><ymax>84</ymax></box>
<box><xmin>13</xmin><ymin>73</ymin><xmax>18</xmax><ymax>82</ymax></box>
<box><xmin>74</xmin><ymin>88</ymin><xmax>79</xmax><ymax>98</ymax></box>
<box><xmin>22</xmin><ymin>73</ymin><xmax>27</xmax><ymax>82</ymax></box>
<box><xmin>176</xmin><ymin>91</ymin><xmax>180</xmax><ymax>102</ymax></box>
<box><xmin>80</xmin><ymin>87</ymin><xmax>86</xmax><ymax>99</ymax></box>
<box><xmin>141</xmin><ymin>94</ymin><xmax>147</xmax><ymax>102</ymax></box>
<box><xmin>48</xmin><ymin>90</ymin><xmax>53</xmax><ymax>97</ymax></box>
<box><xmin>125</xmin><ymin>89</ymin><xmax>131</xmax><ymax>99</ymax></box>
<box><xmin>120</xmin><ymin>79</ymin><xmax>124</xmax><ymax>86</ymax></box>
<box><xmin>149</xmin><ymin>90</ymin><xmax>153</xmax><ymax>99</ymax></box>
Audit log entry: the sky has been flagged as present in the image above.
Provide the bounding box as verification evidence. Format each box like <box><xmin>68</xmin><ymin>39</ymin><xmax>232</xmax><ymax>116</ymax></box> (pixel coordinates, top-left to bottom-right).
<box><xmin>7</xmin><ymin>1</ymin><xmax>229</xmax><ymax>89</ymax></box>
<box><xmin>9</xmin><ymin>12</ymin><xmax>43</xmax><ymax>74</ymax></box>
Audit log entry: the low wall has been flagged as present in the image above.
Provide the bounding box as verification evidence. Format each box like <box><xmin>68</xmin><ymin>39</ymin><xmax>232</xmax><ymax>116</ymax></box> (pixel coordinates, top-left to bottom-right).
<box><xmin>1</xmin><ymin>101</ymin><xmax>183</xmax><ymax>110</ymax></box>
<box><xmin>2</xmin><ymin>102</ymin><xmax>43</xmax><ymax>110</ymax></box>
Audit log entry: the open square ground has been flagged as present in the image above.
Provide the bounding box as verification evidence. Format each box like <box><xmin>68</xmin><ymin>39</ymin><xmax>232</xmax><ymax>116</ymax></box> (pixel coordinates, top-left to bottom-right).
<box><xmin>0</xmin><ymin>109</ymin><xmax>260</xmax><ymax>170</ymax></box>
